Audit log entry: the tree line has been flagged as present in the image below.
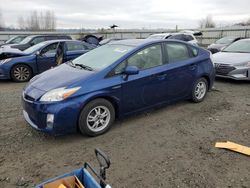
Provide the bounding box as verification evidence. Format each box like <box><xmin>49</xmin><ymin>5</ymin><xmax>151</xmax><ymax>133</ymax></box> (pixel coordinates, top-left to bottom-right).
<box><xmin>0</xmin><ymin>9</ymin><xmax>56</xmax><ymax>31</ymax></box>
<box><xmin>17</xmin><ymin>10</ymin><xmax>56</xmax><ymax>31</ymax></box>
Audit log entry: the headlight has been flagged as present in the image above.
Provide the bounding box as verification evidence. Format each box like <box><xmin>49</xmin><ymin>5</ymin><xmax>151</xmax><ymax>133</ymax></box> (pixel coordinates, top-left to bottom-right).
<box><xmin>40</xmin><ymin>87</ymin><xmax>81</xmax><ymax>102</ymax></box>
<box><xmin>0</xmin><ymin>58</ymin><xmax>12</xmax><ymax>65</ymax></box>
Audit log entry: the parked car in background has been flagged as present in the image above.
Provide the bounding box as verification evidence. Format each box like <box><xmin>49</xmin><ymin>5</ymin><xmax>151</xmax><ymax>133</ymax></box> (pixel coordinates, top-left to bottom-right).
<box><xmin>213</xmin><ymin>39</ymin><xmax>250</xmax><ymax>80</ymax></box>
<box><xmin>22</xmin><ymin>39</ymin><xmax>215</xmax><ymax>136</ymax></box>
<box><xmin>147</xmin><ymin>33</ymin><xmax>198</xmax><ymax>46</ymax></box>
<box><xmin>0</xmin><ymin>40</ymin><xmax>94</xmax><ymax>82</ymax></box>
<box><xmin>0</xmin><ymin>35</ymin><xmax>27</xmax><ymax>47</ymax></box>
<box><xmin>147</xmin><ymin>33</ymin><xmax>171</xmax><ymax>40</ymax></box>
<box><xmin>99</xmin><ymin>38</ymin><xmax>124</xmax><ymax>45</ymax></box>
<box><xmin>168</xmin><ymin>33</ymin><xmax>198</xmax><ymax>46</ymax></box>
<box><xmin>79</xmin><ymin>34</ymin><xmax>103</xmax><ymax>46</ymax></box>
<box><xmin>208</xmin><ymin>36</ymin><xmax>242</xmax><ymax>54</ymax></box>
<box><xmin>1</xmin><ymin>35</ymin><xmax>72</xmax><ymax>51</ymax></box>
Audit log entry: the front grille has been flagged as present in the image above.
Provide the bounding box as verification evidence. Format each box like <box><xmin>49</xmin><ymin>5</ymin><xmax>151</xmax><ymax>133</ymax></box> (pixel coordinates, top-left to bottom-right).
<box><xmin>24</xmin><ymin>94</ymin><xmax>35</xmax><ymax>102</ymax></box>
<box><xmin>215</xmin><ymin>63</ymin><xmax>236</xmax><ymax>75</ymax></box>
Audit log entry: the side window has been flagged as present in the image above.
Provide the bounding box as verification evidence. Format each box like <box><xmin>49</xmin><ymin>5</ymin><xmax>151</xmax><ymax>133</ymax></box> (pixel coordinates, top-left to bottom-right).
<box><xmin>40</xmin><ymin>42</ymin><xmax>59</xmax><ymax>56</ymax></box>
<box><xmin>66</xmin><ymin>42</ymin><xmax>87</xmax><ymax>51</ymax></box>
<box><xmin>114</xmin><ymin>61</ymin><xmax>127</xmax><ymax>75</ymax></box>
<box><xmin>165</xmin><ymin>43</ymin><xmax>190</xmax><ymax>63</ymax></box>
<box><xmin>107</xmin><ymin>61</ymin><xmax>126</xmax><ymax>77</ymax></box>
<box><xmin>184</xmin><ymin>35</ymin><xmax>194</xmax><ymax>41</ymax></box>
<box><xmin>46</xmin><ymin>36</ymin><xmax>56</xmax><ymax>41</ymax></box>
<box><xmin>127</xmin><ymin>45</ymin><xmax>163</xmax><ymax>70</ymax></box>
<box><xmin>190</xmin><ymin>46</ymin><xmax>199</xmax><ymax>57</ymax></box>
<box><xmin>169</xmin><ymin>34</ymin><xmax>183</xmax><ymax>40</ymax></box>
<box><xmin>31</xmin><ymin>37</ymin><xmax>45</xmax><ymax>45</ymax></box>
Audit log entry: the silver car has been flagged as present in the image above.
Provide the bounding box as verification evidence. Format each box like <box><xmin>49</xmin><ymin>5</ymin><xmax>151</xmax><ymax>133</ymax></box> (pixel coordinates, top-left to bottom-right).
<box><xmin>213</xmin><ymin>39</ymin><xmax>250</xmax><ymax>80</ymax></box>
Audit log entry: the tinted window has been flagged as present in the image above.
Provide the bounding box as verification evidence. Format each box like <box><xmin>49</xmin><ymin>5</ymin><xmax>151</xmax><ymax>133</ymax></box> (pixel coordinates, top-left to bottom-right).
<box><xmin>165</xmin><ymin>43</ymin><xmax>190</xmax><ymax>62</ymax></box>
<box><xmin>31</xmin><ymin>37</ymin><xmax>45</xmax><ymax>45</ymax></box>
<box><xmin>40</xmin><ymin>42</ymin><xmax>59</xmax><ymax>56</ymax></box>
<box><xmin>169</xmin><ymin>34</ymin><xmax>184</xmax><ymax>40</ymax></box>
<box><xmin>111</xmin><ymin>61</ymin><xmax>127</xmax><ymax>76</ymax></box>
<box><xmin>183</xmin><ymin>35</ymin><xmax>194</xmax><ymax>41</ymax></box>
<box><xmin>127</xmin><ymin>45</ymin><xmax>163</xmax><ymax>70</ymax></box>
<box><xmin>46</xmin><ymin>36</ymin><xmax>57</xmax><ymax>40</ymax></box>
<box><xmin>57</xmin><ymin>35</ymin><xmax>71</xmax><ymax>40</ymax></box>
<box><xmin>66</xmin><ymin>42</ymin><xmax>87</xmax><ymax>51</ymax></box>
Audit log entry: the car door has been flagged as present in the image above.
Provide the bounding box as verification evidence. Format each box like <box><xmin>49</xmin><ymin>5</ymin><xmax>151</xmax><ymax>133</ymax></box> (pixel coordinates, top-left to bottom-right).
<box><xmin>161</xmin><ymin>42</ymin><xmax>198</xmax><ymax>100</ymax></box>
<box><xmin>64</xmin><ymin>41</ymin><xmax>90</xmax><ymax>62</ymax></box>
<box><xmin>36</xmin><ymin>42</ymin><xmax>59</xmax><ymax>73</ymax></box>
<box><xmin>117</xmin><ymin>44</ymin><xmax>171</xmax><ymax>114</ymax></box>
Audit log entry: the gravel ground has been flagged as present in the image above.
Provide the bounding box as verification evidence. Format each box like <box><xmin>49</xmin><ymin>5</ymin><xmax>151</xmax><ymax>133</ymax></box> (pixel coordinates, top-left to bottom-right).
<box><xmin>0</xmin><ymin>78</ymin><xmax>249</xmax><ymax>188</ymax></box>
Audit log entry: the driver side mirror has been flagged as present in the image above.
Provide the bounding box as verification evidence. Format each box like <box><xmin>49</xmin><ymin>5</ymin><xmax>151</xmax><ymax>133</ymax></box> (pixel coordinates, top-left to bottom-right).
<box><xmin>124</xmin><ymin>66</ymin><xmax>139</xmax><ymax>75</ymax></box>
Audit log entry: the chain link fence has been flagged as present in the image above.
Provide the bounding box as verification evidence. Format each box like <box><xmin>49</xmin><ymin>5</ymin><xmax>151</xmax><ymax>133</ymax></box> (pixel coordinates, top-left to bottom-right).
<box><xmin>1</xmin><ymin>26</ymin><xmax>250</xmax><ymax>47</ymax></box>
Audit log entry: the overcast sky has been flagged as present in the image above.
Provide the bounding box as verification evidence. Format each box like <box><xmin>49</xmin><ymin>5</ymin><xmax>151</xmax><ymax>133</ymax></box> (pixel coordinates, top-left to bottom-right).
<box><xmin>0</xmin><ymin>0</ymin><xmax>250</xmax><ymax>29</ymax></box>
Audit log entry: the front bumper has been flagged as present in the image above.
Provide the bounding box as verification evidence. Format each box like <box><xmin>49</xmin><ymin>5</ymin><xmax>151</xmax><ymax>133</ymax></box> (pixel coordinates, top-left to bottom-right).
<box><xmin>215</xmin><ymin>63</ymin><xmax>250</xmax><ymax>80</ymax></box>
<box><xmin>22</xmin><ymin>95</ymin><xmax>83</xmax><ymax>135</ymax></box>
<box><xmin>0</xmin><ymin>67</ymin><xmax>10</xmax><ymax>79</ymax></box>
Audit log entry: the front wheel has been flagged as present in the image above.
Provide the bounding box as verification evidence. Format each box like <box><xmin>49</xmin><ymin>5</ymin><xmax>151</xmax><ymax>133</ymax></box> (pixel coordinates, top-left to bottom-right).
<box><xmin>191</xmin><ymin>78</ymin><xmax>208</xmax><ymax>103</ymax></box>
<box><xmin>78</xmin><ymin>99</ymin><xmax>115</xmax><ymax>137</ymax></box>
<box><xmin>11</xmin><ymin>64</ymin><xmax>32</xmax><ymax>82</ymax></box>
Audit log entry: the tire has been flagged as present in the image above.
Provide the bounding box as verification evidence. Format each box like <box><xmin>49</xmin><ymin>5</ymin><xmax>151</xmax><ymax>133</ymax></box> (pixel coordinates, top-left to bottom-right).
<box><xmin>78</xmin><ymin>98</ymin><xmax>115</xmax><ymax>137</ymax></box>
<box><xmin>191</xmin><ymin>78</ymin><xmax>208</xmax><ymax>103</ymax></box>
<box><xmin>11</xmin><ymin>64</ymin><xmax>32</xmax><ymax>82</ymax></box>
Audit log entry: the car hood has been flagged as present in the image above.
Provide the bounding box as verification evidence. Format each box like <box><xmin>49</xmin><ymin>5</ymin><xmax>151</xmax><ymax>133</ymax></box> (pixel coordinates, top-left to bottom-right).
<box><xmin>0</xmin><ymin>48</ymin><xmax>28</xmax><ymax>60</ymax></box>
<box><xmin>24</xmin><ymin>64</ymin><xmax>96</xmax><ymax>100</ymax></box>
<box><xmin>207</xmin><ymin>43</ymin><xmax>226</xmax><ymax>50</ymax></box>
<box><xmin>0</xmin><ymin>46</ymin><xmax>24</xmax><ymax>54</ymax></box>
<box><xmin>213</xmin><ymin>52</ymin><xmax>250</xmax><ymax>65</ymax></box>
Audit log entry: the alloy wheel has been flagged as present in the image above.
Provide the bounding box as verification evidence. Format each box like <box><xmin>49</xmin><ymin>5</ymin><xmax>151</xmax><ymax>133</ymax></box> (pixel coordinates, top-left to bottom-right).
<box><xmin>86</xmin><ymin>106</ymin><xmax>111</xmax><ymax>132</ymax></box>
<box><xmin>195</xmin><ymin>81</ymin><xmax>207</xmax><ymax>100</ymax></box>
<box><xmin>13</xmin><ymin>66</ymin><xmax>30</xmax><ymax>81</ymax></box>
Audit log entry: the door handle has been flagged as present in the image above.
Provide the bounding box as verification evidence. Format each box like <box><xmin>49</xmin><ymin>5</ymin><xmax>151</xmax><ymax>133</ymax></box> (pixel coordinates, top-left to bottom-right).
<box><xmin>189</xmin><ymin>64</ymin><xmax>197</xmax><ymax>70</ymax></box>
<box><xmin>157</xmin><ymin>73</ymin><xmax>167</xmax><ymax>80</ymax></box>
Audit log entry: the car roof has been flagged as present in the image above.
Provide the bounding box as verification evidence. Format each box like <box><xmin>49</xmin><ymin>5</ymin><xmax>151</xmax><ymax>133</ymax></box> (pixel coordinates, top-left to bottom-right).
<box><xmin>37</xmin><ymin>39</ymin><xmax>81</xmax><ymax>46</ymax></box>
<box><xmin>108</xmin><ymin>39</ymin><xmax>190</xmax><ymax>47</ymax></box>
<box><xmin>25</xmin><ymin>35</ymin><xmax>70</xmax><ymax>38</ymax></box>
<box><xmin>109</xmin><ymin>39</ymin><xmax>166</xmax><ymax>47</ymax></box>
<box><xmin>237</xmin><ymin>38</ymin><xmax>250</xmax><ymax>42</ymax></box>
<box><xmin>150</xmin><ymin>33</ymin><xmax>170</xmax><ymax>36</ymax></box>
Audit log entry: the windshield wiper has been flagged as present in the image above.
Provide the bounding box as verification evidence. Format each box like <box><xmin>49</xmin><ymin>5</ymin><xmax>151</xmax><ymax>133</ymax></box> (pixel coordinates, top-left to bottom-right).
<box><xmin>66</xmin><ymin>60</ymin><xmax>77</xmax><ymax>68</ymax></box>
<box><xmin>74</xmin><ymin>63</ymin><xmax>93</xmax><ymax>71</ymax></box>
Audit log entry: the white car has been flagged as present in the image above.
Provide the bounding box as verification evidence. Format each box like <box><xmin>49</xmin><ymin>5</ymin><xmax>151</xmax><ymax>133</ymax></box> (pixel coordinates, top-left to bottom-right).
<box><xmin>147</xmin><ymin>32</ymin><xmax>198</xmax><ymax>46</ymax></box>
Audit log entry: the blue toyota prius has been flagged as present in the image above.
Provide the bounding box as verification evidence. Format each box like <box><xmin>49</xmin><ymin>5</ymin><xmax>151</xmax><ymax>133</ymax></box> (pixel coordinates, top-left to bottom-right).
<box><xmin>0</xmin><ymin>40</ymin><xmax>94</xmax><ymax>82</ymax></box>
<box><xmin>22</xmin><ymin>39</ymin><xmax>215</xmax><ymax>136</ymax></box>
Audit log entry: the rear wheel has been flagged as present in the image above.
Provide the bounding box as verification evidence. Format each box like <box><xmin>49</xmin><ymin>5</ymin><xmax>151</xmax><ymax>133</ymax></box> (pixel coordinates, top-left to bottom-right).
<box><xmin>11</xmin><ymin>64</ymin><xmax>32</xmax><ymax>82</ymax></box>
<box><xmin>78</xmin><ymin>99</ymin><xmax>115</xmax><ymax>137</ymax></box>
<box><xmin>191</xmin><ymin>78</ymin><xmax>208</xmax><ymax>103</ymax></box>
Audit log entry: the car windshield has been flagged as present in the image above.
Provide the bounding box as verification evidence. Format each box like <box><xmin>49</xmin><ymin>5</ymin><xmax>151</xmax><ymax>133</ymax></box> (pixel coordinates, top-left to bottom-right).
<box><xmin>215</xmin><ymin>37</ymin><xmax>236</xmax><ymax>44</ymax></box>
<box><xmin>222</xmin><ymin>40</ymin><xmax>250</xmax><ymax>53</ymax></box>
<box><xmin>5</xmin><ymin>36</ymin><xmax>20</xmax><ymax>44</ymax></box>
<box><xmin>72</xmin><ymin>44</ymin><xmax>134</xmax><ymax>70</ymax></box>
<box><xmin>19</xmin><ymin>36</ymin><xmax>33</xmax><ymax>44</ymax></box>
<box><xmin>23</xmin><ymin>42</ymin><xmax>47</xmax><ymax>54</ymax></box>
